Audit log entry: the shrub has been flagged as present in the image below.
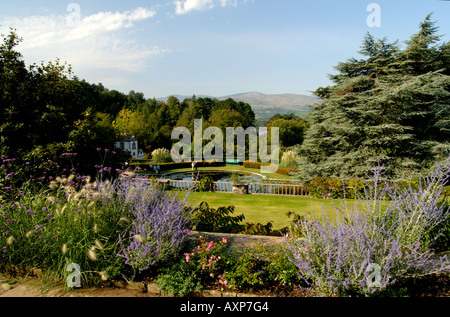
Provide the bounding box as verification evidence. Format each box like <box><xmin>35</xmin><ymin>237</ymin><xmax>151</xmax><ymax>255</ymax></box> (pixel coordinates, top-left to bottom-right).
<box><xmin>117</xmin><ymin>176</ymin><xmax>193</xmax><ymax>272</ymax></box>
<box><xmin>191</xmin><ymin>202</ymin><xmax>244</xmax><ymax>233</ymax></box>
<box><xmin>155</xmin><ymin>263</ymin><xmax>203</xmax><ymax>297</ymax></box>
<box><xmin>284</xmin><ymin>161</ymin><xmax>450</xmax><ymax>297</ymax></box>
<box><xmin>226</xmin><ymin>244</ymin><xmax>304</xmax><ymax>292</ymax></box>
<box><xmin>155</xmin><ymin>235</ymin><xmax>233</xmax><ymax>296</ymax></box>
<box><xmin>151</xmin><ymin>148</ymin><xmax>172</xmax><ymax>164</ymax></box>
<box><xmin>243</xmin><ymin>161</ymin><xmax>268</xmax><ymax>169</ymax></box>
<box><xmin>198</xmin><ymin>176</ymin><xmax>215</xmax><ymax>192</ymax></box>
<box><xmin>305</xmin><ymin>177</ymin><xmax>344</xmax><ymax>198</ymax></box>
<box><xmin>243</xmin><ymin>160</ymin><xmax>298</xmax><ymax>176</ymax></box>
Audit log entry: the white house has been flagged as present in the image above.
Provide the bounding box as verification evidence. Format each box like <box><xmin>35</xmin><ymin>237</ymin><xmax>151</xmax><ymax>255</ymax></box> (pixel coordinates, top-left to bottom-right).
<box><xmin>114</xmin><ymin>135</ymin><xmax>145</xmax><ymax>159</ymax></box>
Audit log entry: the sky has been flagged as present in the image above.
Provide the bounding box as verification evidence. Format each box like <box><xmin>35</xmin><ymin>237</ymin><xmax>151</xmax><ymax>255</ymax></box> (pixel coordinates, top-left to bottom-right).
<box><xmin>1</xmin><ymin>0</ymin><xmax>449</xmax><ymax>99</ymax></box>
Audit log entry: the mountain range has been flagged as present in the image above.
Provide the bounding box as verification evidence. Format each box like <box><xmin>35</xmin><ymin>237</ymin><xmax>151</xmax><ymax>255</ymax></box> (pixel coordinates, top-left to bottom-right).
<box><xmin>158</xmin><ymin>92</ymin><xmax>320</xmax><ymax>123</ymax></box>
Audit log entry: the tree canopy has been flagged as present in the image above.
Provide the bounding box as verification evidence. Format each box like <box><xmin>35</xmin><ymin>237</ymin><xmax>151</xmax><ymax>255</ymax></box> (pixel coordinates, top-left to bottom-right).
<box><xmin>297</xmin><ymin>14</ymin><xmax>450</xmax><ymax>181</ymax></box>
<box><xmin>0</xmin><ymin>28</ymin><xmax>256</xmax><ymax>174</ymax></box>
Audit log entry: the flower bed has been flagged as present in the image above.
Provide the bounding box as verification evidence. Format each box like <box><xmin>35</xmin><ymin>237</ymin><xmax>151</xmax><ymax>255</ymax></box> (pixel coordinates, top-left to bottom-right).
<box><xmin>1</xmin><ymin>153</ymin><xmax>450</xmax><ymax>297</ymax></box>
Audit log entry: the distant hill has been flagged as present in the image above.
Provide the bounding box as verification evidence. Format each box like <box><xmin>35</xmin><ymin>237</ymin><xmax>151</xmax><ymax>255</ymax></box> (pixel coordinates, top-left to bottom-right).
<box><xmin>158</xmin><ymin>92</ymin><xmax>320</xmax><ymax>124</ymax></box>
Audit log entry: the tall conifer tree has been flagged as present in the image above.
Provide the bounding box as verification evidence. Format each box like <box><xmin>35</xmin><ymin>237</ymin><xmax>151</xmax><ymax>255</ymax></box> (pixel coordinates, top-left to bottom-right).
<box><xmin>298</xmin><ymin>14</ymin><xmax>450</xmax><ymax>181</ymax></box>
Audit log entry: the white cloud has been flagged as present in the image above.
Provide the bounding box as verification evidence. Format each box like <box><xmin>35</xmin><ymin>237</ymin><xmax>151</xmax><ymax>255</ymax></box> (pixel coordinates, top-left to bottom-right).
<box><xmin>0</xmin><ymin>7</ymin><xmax>165</xmax><ymax>76</ymax></box>
<box><xmin>219</xmin><ymin>0</ymin><xmax>238</xmax><ymax>8</ymax></box>
<box><xmin>174</xmin><ymin>0</ymin><xmax>240</xmax><ymax>15</ymax></box>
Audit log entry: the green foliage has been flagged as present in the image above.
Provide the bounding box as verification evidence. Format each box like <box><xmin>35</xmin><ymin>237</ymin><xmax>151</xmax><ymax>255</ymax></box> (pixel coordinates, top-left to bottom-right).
<box><xmin>266</xmin><ymin>114</ymin><xmax>309</xmax><ymax>147</ymax></box>
<box><xmin>0</xmin><ymin>30</ymin><xmax>127</xmax><ymax>178</ymax></box>
<box><xmin>226</xmin><ymin>245</ymin><xmax>304</xmax><ymax>292</ymax></box>
<box><xmin>191</xmin><ymin>202</ymin><xmax>245</xmax><ymax>233</ymax></box>
<box><xmin>298</xmin><ymin>14</ymin><xmax>450</xmax><ymax>181</ymax></box>
<box><xmin>242</xmin><ymin>161</ymin><xmax>299</xmax><ymax>176</ymax></box>
<box><xmin>305</xmin><ymin>177</ymin><xmax>344</xmax><ymax>199</ymax></box>
<box><xmin>0</xmin><ymin>175</ymin><xmax>132</xmax><ymax>286</ymax></box>
<box><xmin>156</xmin><ymin>235</ymin><xmax>232</xmax><ymax>296</ymax></box>
<box><xmin>190</xmin><ymin>201</ymin><xmax>288</xmax><ymax>236</ymax></box>
<box><xmin>198</xmin><ymin>176</ymin><xmax>215</xmax><ymax>192</ymax></box>
<box><xmin>155</xmin><ymin>263</ymin><xmax>203</xmax><ymax>297</ymax></box>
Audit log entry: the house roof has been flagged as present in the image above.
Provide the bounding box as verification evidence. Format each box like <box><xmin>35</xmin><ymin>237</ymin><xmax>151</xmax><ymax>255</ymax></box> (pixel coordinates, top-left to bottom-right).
<box><xmin>116</xmin><ymin>135</ymin><xmax>138</xmax><ymax>142</ymax></box>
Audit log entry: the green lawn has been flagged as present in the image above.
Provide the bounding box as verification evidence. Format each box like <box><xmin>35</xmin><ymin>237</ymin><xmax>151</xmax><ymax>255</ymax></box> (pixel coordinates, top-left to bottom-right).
<box><xmin>186</xmin><ymin>192</ymin><xmax>354</xmax><ymax>230</ymax></box>
<box><xmin>152</xmin><ymin>165</ymin><xmax>356</xmax><ymax>230</ymax></box>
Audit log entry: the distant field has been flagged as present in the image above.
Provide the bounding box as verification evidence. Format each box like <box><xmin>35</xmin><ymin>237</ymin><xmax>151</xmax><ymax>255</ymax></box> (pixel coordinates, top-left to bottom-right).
<box><xmin>186</xmin><ymin>192</ymin><xmax>355</xmax><ymax>230</ymax></box>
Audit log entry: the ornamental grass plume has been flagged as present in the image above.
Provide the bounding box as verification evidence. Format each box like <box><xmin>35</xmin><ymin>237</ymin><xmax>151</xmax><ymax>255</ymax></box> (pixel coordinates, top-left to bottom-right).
<box><xmin>284</xmin><ymin>159</ymin><xmax>450</xmax><ymax>297</ymax></box>
<box><xmin>87</xmin><ymin>246</ymin><xmax>97</xmax><ymax>261</ymax></box>
<box><xmin>61</xmin><ymin>244</ymin><xmax>68</xmax><ymax>255</ymax></box>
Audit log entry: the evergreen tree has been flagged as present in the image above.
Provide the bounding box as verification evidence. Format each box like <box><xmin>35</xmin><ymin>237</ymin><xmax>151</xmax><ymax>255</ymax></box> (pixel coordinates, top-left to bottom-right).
<box><xmin>297</xmin><ymin>15</ymin><xmax>450</xmax><ymax>182</ymax></box>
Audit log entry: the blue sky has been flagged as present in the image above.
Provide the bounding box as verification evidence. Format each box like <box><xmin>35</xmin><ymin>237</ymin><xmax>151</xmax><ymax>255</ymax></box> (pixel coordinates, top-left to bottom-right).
<box><xmin>1</xmin><ymin>1</ymin><xmax>449</xmax><ymax>99</ymax></box>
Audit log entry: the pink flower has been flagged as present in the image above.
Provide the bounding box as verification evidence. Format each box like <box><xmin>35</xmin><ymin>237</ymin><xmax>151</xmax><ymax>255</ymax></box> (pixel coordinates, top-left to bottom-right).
<box><xmin>184</xmin><ymin>253</ymin><xmax>190</xmax><ymax>263</ymax></box>
<box><xmin>222</xmin><ymin>237</ymin><xmax>228</xmax><ymax>244</ymax></box>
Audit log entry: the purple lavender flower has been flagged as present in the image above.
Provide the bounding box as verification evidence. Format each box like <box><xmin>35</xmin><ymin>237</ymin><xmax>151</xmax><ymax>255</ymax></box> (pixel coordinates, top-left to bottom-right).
<box><xmin>284</xmin><ymin>159</ymin><xmax>450</xmax><ymax>296</ymax></box>
<box><xmin>116</xmin><ymin>177</ymin><xmax>194</xmax><ymax>271</ymax></box>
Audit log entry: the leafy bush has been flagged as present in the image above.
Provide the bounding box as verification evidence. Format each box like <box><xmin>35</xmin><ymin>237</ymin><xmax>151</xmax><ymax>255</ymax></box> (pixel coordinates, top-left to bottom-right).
<box><xmin>155</xmin><ymin>235</ymin><xmax>233</xmax><ymax>296</ymax></box>
<box><xmin>191</xmin><ymin>202</ymin><xmax>244</xmax><ymax>233</ymax></box>
<box><xmin>198</xmin><ymin>176</ymin><xmax>215</xmax><ymax>192</ymax></box>
<box><xmin>190</xmin><ymin>202</ymin><xmax>277</xmax><ymax>236</ymax></box>
<box><xmin>225</xmin><ymin>244</ymin><xmax>304</xmax><ymax>292</ymax></box>
<box><xmin>284</xmin><ymin>162</ymin><xmax>450</xmax><ymax>297</ymax></box>
<box><xmin>155</xmin><ymin>263</ymin><xmax>203</xmax><ymax>297</ymax></box>
<box><xmin>305</xmin><ymin>177</ymin><xmax>344</xmax><ymax>198</ymax></box>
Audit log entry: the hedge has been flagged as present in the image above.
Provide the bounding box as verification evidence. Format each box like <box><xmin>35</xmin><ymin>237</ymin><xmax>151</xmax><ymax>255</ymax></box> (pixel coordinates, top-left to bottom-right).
<box><xmin>130</xmin><ymin>160</ymin><xmax>226</xmax><ymax>171</ymax></box>
<box><xmin>242</xmin><ymin>161</ymin><xmax>299</xmax><ymax>176</ymax></box>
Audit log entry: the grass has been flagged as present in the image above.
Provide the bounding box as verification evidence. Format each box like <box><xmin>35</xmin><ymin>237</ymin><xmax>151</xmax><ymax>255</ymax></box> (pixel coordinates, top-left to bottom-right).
<box><xmin>154</xmin><ymin>165</ymin><xmax>354</xmax><ymax>230</ymax></box>
<box><xmin>186</xmin><ymin>192</ymin><xmax>351</xmax><ymax>230</ymax></box>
